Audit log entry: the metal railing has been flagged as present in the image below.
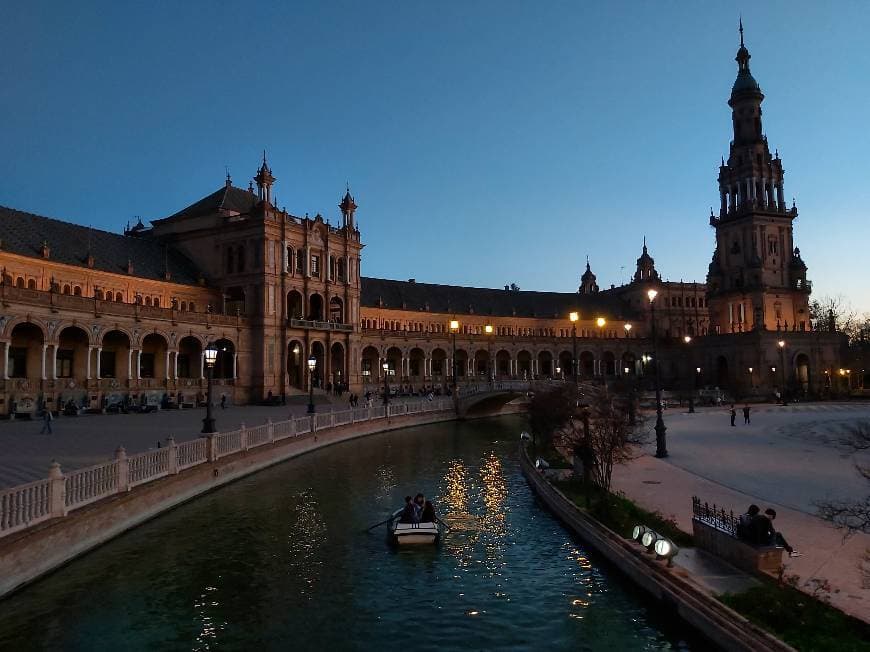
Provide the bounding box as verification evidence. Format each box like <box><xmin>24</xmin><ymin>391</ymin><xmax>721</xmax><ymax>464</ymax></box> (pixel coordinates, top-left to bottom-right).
<box><xmin>691</xmin><ymin>496</ymin><xmax>738</xmax><ymax>537</ymax></box>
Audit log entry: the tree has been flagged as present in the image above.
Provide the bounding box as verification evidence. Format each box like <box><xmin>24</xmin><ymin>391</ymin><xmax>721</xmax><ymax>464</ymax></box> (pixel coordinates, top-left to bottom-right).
<box><xmin>527</xmin><ymin>382</ymin><xmax>578</xmax><ymax>450</ymax></box>
<box><xmin>817</xmin><ymin>421</ymin><xmax>870</xmax><ymax>535</ymax></box>
<box><xmin>809</xmin><ymin>294</ymin><xmax>858</xmax><ymax>339</ymax></box>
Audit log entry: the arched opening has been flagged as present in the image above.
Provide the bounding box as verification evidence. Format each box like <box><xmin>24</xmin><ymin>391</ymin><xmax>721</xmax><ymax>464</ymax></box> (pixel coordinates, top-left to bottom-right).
<box><xmin>385</xmin><ymin>346</ymin><xmax>402</xmax><ymax>379</ymax></box>
<box><xmin>361</xmin><ymin>345</ymin><xmax>380</xmax><ymax>384</ymax></box>
<box><xmin>9</xmin><ymin>322</ymin><xmax>45</xmax><ymax>378</ymax></box>
<box><xmin>716</xmin><ymin>356</ymin><xmax>730</xmax><ymax>390</ymax></box>
<box><xmin>621</xmin><ymin>352</ymin><xmax>636</xmax><ymax>376</ymax></box>
<box><xmin>225</xmin><ymin>287</ymin><xmax>246</xmax><ymax>315</ymax></box>
<box><xmin>15</xmin><ymin>277</ymin><xmax>24</xmax><ymax>289</ymax></box>
<box><xmin>558</xmin><ymin>351</ymin><xmax>573</xmax><ymax>379</ymax></box>
<box><xmin>431</xmin><ymin>347</ymin><xmax>447</xmax><ymax>381</ymax></box>
<box><xmin>287</xmin><ymin>340</ymin><xmax>304</xmax><ymax>389</ymax></box>
<box><xmin>580</xmin><ymin>351</ymin><xmax>595</xmax><ymax>378</ymax></box>
<box><xmin>537</xmin><ymin>351</ymin><xmax>553</xmax><ymax>377</ymax></box>
<box><xmin>140</xmin><ymin>333</ymin><xmax>168</xmax><ymax>379</ymax></box>
<box><xmin>602</xmin><ymin>351</ymin><xmax>616</xmax><ymax>376</ymax></box>
<box><xmin>794</xmin><ymin>353</ymin><xmax>810</xmax><ymax>397</ymax></box>
<box><xmin>496</xmin><ymin>350</ymin><xmax>511</xmax><ymax>378</ymax></box>
<box><xmin>177</xmin><ymin>336</ymin><xmax>202</xmax><ymax>379</ymax></box>
<box><xmin>100</xmin><ymin>330</ymin><xmax>132</xmax><ymax>379</ymax></box>
<box><xmin>454</xmin><ymin>348</ymin><xmax>468</xmax><ymax>379</ymax></box>
<box><xmin>474</xmin><ymin>349</ymin><xmax>490</xmax><ymax>378</ymax></box>
<box><xmin>516</xmin><ymin>350</ymin><xmax>532</xmax><ymax>378</ymax></box>
<box><xmin>309</xmin><ymin>293</ymin><xmax>324</xmax><ymax>321</ymax></box>
<box><xmin>56</xmin><ymin>326</ymin><xmax>90</xmax><ymax>379</ymax></box>
<box><xmin>287</xmin><ymin>290</ymin><xmax>304</xmax><ymax>320</ymax></box>
<box><xmin>330</xmin><ymin>342</ymin><xmax>345</xmax><ymax>387</ymax></box>
<box><xmin>213</xmin><ymin>338</ymin><xmax>235</xmax><ymax>379</ymax></box>
<box><xmin>409</xmin><ymin>347</ymin><xmax>425</xmax><ymax>380</ymax></box>
<box><xmin>27</xmin><ymin>279</ymin><xmax>36</xmax><ymax>290</ymax></box>
<box><xmin>329</xmin><ymin>296</ymin><xmax>344</xmax><ymax>323</ymax></box>
<box><xmin>310</xmin><ymin>341</ymin><xmax>325</xmax><ymax>388</ymax></box>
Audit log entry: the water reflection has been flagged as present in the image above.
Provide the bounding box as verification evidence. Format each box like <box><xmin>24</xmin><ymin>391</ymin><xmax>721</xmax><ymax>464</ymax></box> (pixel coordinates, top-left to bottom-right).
<box><xmin>284</xmin><ymin>489</ymin><xmax>326</xmax><ymax>598</ymax></box>
<box><xmin>193</xmin><ymin>584</ymin><xmax>224</xmax><ymax>651</ymax></box>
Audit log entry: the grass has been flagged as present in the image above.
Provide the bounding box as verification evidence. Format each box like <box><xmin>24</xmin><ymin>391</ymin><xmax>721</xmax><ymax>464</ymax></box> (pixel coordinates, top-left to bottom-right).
<box><xmin>552</xmin><ymin>477</ymin><xmax>694</xmax><ymax>547</ymax></box>
<box><xmin>720</xmin><ymin>581</ymin><xmax>870</xmax><ymax>652</ymax></box>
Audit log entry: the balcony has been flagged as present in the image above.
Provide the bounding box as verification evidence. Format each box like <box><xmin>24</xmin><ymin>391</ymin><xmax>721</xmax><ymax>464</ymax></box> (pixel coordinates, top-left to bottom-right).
<box><xmin>289</xmin><ymin>318</ymin><xmax>353</xmax><ymax>333</ymax></box>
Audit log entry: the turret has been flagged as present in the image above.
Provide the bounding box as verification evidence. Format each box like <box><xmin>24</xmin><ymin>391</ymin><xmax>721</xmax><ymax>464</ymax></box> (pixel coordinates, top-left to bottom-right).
<box><xmin>339</xmin><ymin>187</ymin><xmax>357</xmax><ymax>230</ymax></box>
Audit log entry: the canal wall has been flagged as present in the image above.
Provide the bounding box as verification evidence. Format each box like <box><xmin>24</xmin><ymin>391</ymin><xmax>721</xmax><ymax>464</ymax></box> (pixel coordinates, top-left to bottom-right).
<box><xmin>520</xmin><ymin>448</ymin><xmax>795</xmax><ymax>652</ymax></box>
<box><xmin>0</xmin><ymin>401</ymin><xmax>493</xmax><ymax>601</ymax></box>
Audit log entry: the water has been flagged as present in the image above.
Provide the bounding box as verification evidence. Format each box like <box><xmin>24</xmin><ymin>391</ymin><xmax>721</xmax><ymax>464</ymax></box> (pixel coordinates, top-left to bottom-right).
<box><xmin>0</xmin><ymin>417</ymin><xmax>695</xmax><ymax>651</ymax></box>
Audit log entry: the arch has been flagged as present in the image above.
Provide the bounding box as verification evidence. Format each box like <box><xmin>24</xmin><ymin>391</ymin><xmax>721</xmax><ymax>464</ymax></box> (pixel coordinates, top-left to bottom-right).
<box><xmin>9</xmin><ymin>322</ymin><xmax>45</xmax><ymax>379</ymax></box>
<box><xmin>602</xmin><ymin>351</ymin><xmax>616</xmax><ymax>376</ymax></box>
<box><xmin>621</xmin><ymin>351</ymin><xmax>636</xmax><ymax>376</ymax></box>
<box><xmin>385</xmin><ymin>346</ymin><xmax>402</xmax><ymax>379</ymax></box>
<box><xmin>496</xmin><ymin>349</ymin><xmax>511</xmax><ymax>378</ymax></box>
<box><xmin>453</xmin><ymin>348</ymin><xmax>469</xmax><ymax>379</ymax></box>
<box><xmin>715</xmin><ymin>355</ymin><xmax>729</xmax><ymax>390</ymax></box>
<box><xmin>144</xmin><ymin>297</ymin><xmax>152</xmax><ymax>307</ymax></box>
<box><xmin>115</xmin><ymin>292</ymin><xmax>123</xmax><ymax>302</ymax></box>
<box><xmin>580</xmin><ymin>351</ymin><xmax>595</xmax><ymax>378</ymax></box>
<box><xmin>287</xmin><ymin>340</ymin><xmax>305</xmax><ymax>389</ymax></box>
<box><xmin>473</xmin><ymin>349</ymin><xmax>490</xmax><ymax>378</ymax></box>
<box><xmin>140</xmin><ymin>333</ymin><xmax>168</xmax><ymax>379</ymax></box>
<box><xmin>62</xmin><ymin>284</ymin><xmax>71</xmax><ymax>295</ymax></box>
<box><xmin>287</xmin><ymin>290</ymin><xmax>304</xmax><ymax>320</ymax></box>
<box><xmin>431</xmin><ymin>347</ymin><xmax>447</xmax><ymax>380</ymax></box>
<box><xmin>309</xmin><ymin>341</ymin><xmax>326</xmax><ymax>388</ymax></box>
<box><xmin>361</xmin><ymin>345</ymin><xmax>381</xmax><ymax>383</ymax></box>
<box><xmin>308</xmin><ymin>293</ymin><xmax>324</xmax><ymax>321</ymax></box>
<box><xmin>329</xmin><ymin>296</ymin><xmax>344</xmax><ymax>323</ymax></box>
<box><xmin>213</xmin><ymin>338</ymin><xmax>235</xmax><ymax>379</ymax></box>
<box><xmin>56</xmin><ymin>326</ymin><xmax>90</xmax><ymax>379</ymax></box>
<box><xmin>100</xmin><ymin>330</ymin><xmax>132</xmax><ymax>379</ymax></box>
<box><xmin>794</xmin><ymin>352</ymin><xmax>810</xmax><ymax>396</ymax></box>
<box><xmin>409</xmin><ymin>347</ymin><xmax>425</xmax><ymax>380</ymax></box>
<box><xmin>558</xmin><ymin>351</ymin><xmax>573</xmax><ymax>379</ymax></box>
<box><xmin>537</xmin><ymin>350</ymin><xmax>553</xmax><ymax>378</ymax></box>
<box><xmin>516</xmin><ymin>350</ymin><xmax>532</xmax><ymax>378</ymax></box>
<box><xmin>15</xmin><ymin>277</ymin><xmax>24</xmax><ymax>289</ymax></box>
<box><xmin>27</xmin><ymin>279</ymin><xmax>36</xmax><ymax>290</ymax></box>
<box><xmin>95</xmin><ymin>289</ymin><xmax>104</xmax><ymax>301</ymax></box>
<box><xmin>330</xmin><ymin>341</ymin><xmax>345</xmax><ymax>386</ymax></box>
<box><xmin>177</xmin><ymin>336</ymin><xmax>202</xmax><ymax>379</ymax></box>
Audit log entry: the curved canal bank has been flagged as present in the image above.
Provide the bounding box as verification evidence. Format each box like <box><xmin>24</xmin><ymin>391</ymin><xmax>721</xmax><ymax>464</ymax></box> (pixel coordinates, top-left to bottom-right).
<box><xmin>0</xmin><ymin>416</ymin><xmax>698</xmax><ymax>650</ymax></box>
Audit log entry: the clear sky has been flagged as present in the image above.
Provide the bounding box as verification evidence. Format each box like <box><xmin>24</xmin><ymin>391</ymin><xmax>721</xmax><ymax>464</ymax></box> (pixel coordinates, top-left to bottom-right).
<box><xmin>1</xmin><ymin>2</ymin><xmax>868</xmax><ymax>312</ymax></box>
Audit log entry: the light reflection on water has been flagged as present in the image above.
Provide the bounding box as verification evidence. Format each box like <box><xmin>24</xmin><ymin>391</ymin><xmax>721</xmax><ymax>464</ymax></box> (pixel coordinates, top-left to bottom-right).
<box><xmin>0</xmin><ymin>417</ymin><xmax>694</xmax><ymax>651</ymax></box>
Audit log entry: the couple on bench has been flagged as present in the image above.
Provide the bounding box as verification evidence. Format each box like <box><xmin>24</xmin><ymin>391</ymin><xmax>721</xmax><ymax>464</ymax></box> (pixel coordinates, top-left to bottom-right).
<box><xmin>736</xmin><ymin>504</ymin><xmax>801</xmax><ymax>558</ymax></box>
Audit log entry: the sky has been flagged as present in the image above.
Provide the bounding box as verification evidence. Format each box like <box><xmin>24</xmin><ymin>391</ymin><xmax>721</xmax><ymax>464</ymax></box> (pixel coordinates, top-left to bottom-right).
<box><xmin>1</xmin><ymin>2</ymin><xmax>868</xmax><ymax>312</ymax></box>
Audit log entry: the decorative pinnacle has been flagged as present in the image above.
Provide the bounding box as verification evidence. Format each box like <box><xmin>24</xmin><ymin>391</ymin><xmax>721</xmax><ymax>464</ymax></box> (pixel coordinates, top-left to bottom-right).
<box><xmin>739</xmin><ymin>17</ymin><xmax>744</xmax><ymax>47</ymax></box>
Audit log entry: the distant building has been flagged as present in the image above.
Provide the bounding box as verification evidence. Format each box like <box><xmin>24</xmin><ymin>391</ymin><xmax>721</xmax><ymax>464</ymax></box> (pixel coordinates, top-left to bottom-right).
<box><xmin>0</xmin><ymin>28</ymin><xmax>844</xmax><ymax>415</ymax></box>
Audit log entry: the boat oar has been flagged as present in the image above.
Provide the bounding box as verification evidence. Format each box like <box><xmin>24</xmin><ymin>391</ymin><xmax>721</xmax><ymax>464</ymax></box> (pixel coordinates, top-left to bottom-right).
<box><xmin>365</xmin><ymin>517</ymin><xmax>392</xmax><ymax>532</ymax></box>
<box><xmin>435</xmin><ymin>517</ymin><xmax>452</xmax><ymax>532</ymax></box>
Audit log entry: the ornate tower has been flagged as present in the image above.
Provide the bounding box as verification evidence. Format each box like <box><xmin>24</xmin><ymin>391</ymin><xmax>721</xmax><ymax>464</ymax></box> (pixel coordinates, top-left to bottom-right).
<box><xmin>254</xmin><ymin>151</ymin><xmax>276</xmax><ymax>204</ymax></box>
<box><xmin>579</xmin><ymin>258</ymin><xmax>599</xmax><ymax>294</ymax></box>
<box><xmin>339</xmin><ymin>187</ymin><xmax>357</xmax><ymax>230</ymax></box>
<box><xmin>633</xmin><ymin>237</ymin><xmax>659</xmax><ymax>283</ymax></box>
<box><xmin>706</xmin><ymin>23</ymin><xmax>811</xmax><ymax>334</ymax></box>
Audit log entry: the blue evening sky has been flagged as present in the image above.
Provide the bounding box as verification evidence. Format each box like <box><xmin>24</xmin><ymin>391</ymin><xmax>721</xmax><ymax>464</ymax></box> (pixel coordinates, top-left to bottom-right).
<box><xmin>1</xmin><ymin>2</ymin><xmax>868</xmax><ymax>311</ymax></box>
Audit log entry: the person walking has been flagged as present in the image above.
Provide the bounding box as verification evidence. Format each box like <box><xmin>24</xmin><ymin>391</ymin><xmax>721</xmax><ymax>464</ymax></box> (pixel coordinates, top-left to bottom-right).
<box><xmin>220</xmin><ymin>394</ymin><xmax>227</xmax><ymax>410</ymax></box>
<box><xmin>730</xmin><ymin>405</ymin><xmax>737</xmax><ymax>427</ymax></box>
<box><xmin>40</xmin><ymin>406</ymin><xmax>53</xmax><ymax>434</ymax></box>
<box><xmin>743</xmin><ymin>404</ymin><xmax>751</xmax><ymax>424</ymax></box>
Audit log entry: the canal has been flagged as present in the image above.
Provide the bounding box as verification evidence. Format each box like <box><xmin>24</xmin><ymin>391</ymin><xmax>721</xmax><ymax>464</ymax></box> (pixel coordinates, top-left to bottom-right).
<box><xmin>0</xmin><ymin>416</ymin><xmax>695</xmax><ymax>650</ymax></box>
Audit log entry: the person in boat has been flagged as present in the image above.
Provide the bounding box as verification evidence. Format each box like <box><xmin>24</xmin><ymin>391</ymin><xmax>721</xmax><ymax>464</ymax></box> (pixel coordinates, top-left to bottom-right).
<box><xmin>413</xmin><ymin>493</ymin><xmax>425</xmax><ymax>521</ymax></box>
<box><xmin>399</xmin><ymin>496</ymin><xmax>418</xmax><ymax>524</ymax></box>
<box><xmin>421</xmin><ymin>500</ymin><xmax>437</xmax><ymax>523</ymax></box>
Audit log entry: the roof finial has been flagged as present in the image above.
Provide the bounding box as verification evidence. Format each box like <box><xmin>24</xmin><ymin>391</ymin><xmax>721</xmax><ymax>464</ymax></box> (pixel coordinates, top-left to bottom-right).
<box><xmin>643</xmin><ymin>235</ymin><xmax>647</xmax><ymax>253</ymax></box>
<box><xmin>263</xmin><ymin>149</ymin><xmax>267</xmax><ymax>165</ymax></box>
<box><xmin>225</xmin><ymin>166</ymin><xmax>231</xmax><ymax>187</ymax></box>
<box><xmin>739</xmin><ymin>16</ymin><xmax>744</xmax><ymax>47</ymax></box>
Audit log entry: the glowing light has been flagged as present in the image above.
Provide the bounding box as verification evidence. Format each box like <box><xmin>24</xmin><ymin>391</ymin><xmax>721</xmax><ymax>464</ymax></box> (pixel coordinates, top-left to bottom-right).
<box><xmin>450</xmin><ymin>319</ymin><xmax>460</xmax><ymax>331</ymax></box>
<box><xmin>569</xmin><ymin>311</ymin><xmax>579</xmax><ymax>322</ymax></box>
<box><xmin>647</xmin><ymin>289</ymin><xmax>658</xmax><ymax>302</ymax></box>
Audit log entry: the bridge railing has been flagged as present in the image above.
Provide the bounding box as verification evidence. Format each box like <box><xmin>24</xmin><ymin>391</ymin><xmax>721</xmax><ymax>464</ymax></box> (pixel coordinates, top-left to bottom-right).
<box><xmin>0</xmin><ymin>397</ymin><xmax>453</xmax><ymax>541</ymax></box>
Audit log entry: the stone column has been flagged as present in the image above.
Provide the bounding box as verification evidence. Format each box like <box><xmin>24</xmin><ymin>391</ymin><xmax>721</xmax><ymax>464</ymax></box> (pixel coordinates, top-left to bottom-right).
<box><xmin>127</xmin><ymin>349</ymin><xmax>133</xmax><ymax>380</ymax></box>
<box><xmin>96</xmin><ymin>347</ymin><xmax>102</xmax><ymax>379</ymax></box>
<box><xmin>136</xmin><ymin>350</ymin><xmax>142</xmax><ymax>379</ymax></box>
<box><xmin>52</xmin><ymin>344</ymin><xmax>58</xmax><ymax>380</ymax></box>
<box><xmin>41</xmin><ymin>344</ymin><xmax>47</xmax><ymax>380</ymax></box>
<box><xmin>86</xmin><ymin>346</ymin><xmax>92</xmax><ymax>380</ymax></box>
<box><xmin>164</xmin><ymin>350</ymin><xmax>170</xmax><ymax>380</ymax></box>
<box><xmin>233</xmin><ymin>352</ymin><xmax>238</xmax><ymax>379</ymax></box>
<box><xmin>3</xmin><ymin>342</ymin><xmax>9</xmax><ymax>380</ymax></box>
<box><xmin>200</xmin><ymin>352</ymin><xmax>205</xmax><ymax>380</ymax></box>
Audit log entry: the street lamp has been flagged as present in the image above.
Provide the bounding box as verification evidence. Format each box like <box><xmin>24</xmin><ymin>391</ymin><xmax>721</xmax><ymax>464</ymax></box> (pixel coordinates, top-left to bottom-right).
<box><xmin>748</xmin><ymin>367</ymin><xmax>754</xmax><ymax>390</ymax></box>
<box><xmin>778</xmin><ymin>340</ymin><xmax>788</xmax><ymax>405</ymax></box>
<box><xmin>307</xmin><ymin>355</ymin><xmax>317</xmax><ymax>413</ymax></box>
<box><xmin>201</xmin><ymin>342</ymin><xmax>218</xmax><ymax>433</ymax></box>
<box><xmin>556</xmin><ymin>365</ymin><xmax>562</xmax><ymax>380</ymax></box>
<box><xmin>382</xmin><ymin>359</ymin><xmax>390</xmax><ymax>406</ymax></box>
<box><xmin>683</xmin><ymin>335</ymin><xmax>695</xmax><ymax>413</ymax></box>
<box><xmin>624</xmin><ymin>323</ymin><xmax>632</xmax><ymax>337</ymax></box>
<box><xmin>485</xmin><ymin>324</ymin><xmax>494</xmax><ymax>385</ymax></box>
<box><xmin>648</xmin><ymin>289</ymin><xmax>667</xmax><ymax>457</ymax></box>
<box><xmin>450</xmin><ymin>319</ymin><xmax>460</xmax><ymax>405</ymax></box>
<box><xmin>570</xmin><ymin>311</ymin><xmax>579</xmax><ymax>384</ymax></box>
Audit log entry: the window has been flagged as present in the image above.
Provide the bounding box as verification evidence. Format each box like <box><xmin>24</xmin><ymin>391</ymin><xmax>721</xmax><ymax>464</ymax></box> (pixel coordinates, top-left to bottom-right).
<box><xmin>362</xmin><ymin>359</ymin><xmax>372</xmax><ymax>377</ymax></box>
<box><xmin>432</xmin><ymin>359</ymin><xmax>443</xmax><ymax>375</ymax></box>
<box><xmin>99</xmin><ymin>350</ymin><xmax>116</xmax><ymax>378</ymax></box>
<box><xmin>311</xmin><ymin>255</ymin><xmax>320</xmax><ymax>276</ymax></box>
<box><xmin>177</xmin><ymin>354</ymin><xmax>191</xmax><ymax>379</ymax></box>
<box><xmin>57</xmin><ymin>349</ymin><xmax>74</xmax><ymax>378</ymax></box>
<box><xmin>286</xmin><ymin>246</ymin><xmax>293</xmax><ymax>273</ymax></box>
<box><xmin>237</xmin><ymin>245</ymin><xmax>246</xmax><ymax>273</ymax></box>
<box><xmin>139</xmin><ymin>353</ymin><xmax>155</xmax><ymax>378</ymax></box>
<box><xmin>768</xmin><ymin>238</ymin><xmax>778</xmax><ymax>255</ymax></box>
<box><xmin>296</xmin><ymin>251</ymin><xmax>304</xmax><ymax>274</ymax></box>
<box><xmin>9</xmin><ymin>347</ymin><xmax>27</xmax><ymax>377</ymax></box>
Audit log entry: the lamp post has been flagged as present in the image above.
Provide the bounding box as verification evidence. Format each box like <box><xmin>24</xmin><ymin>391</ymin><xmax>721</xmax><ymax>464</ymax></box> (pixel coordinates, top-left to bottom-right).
<box><xmin>596</xmin><ymin>317</ymin><xmax>607</xmax><ymax>379</ymax></box>
<box><xmin>307</xmin><ymin>354</ymin><xmax>317</xmax><ymax>414</ymax></box>
<box><xmin>683</xmin><ymin>335</ymin><xmax>695</xmax><ymax>414</ymax></box>
<box><xmin>485</xmin><ymin>324</ymin><xmax>494</xmax><ymax>387</ymax></box>
<box><xmin>201</xmin><ymin>342</ymin><xmax>218</xmax><ymax>433</ymax></box>
<box><xmin>570</xmin><ymin>312</ymin><xmax>579</xmax><ymax>384</ymax></box>
<box><xmin>748</xmin><ymin>366</ymin><xmax>754</xmax><ymax>391</ymax></box>
<box><xmin>778</xmin><ymin>340</ymin><xmax>788</xmax><ymax>406</ymax></box>
<box><xmin>556</xmin><ymin>365</ymin><xmax>562</xmax><ymax>380</ymax></box>
<box><xmin>382</xmin><ymin>359</ymin><xmax>390</xmax><ymax>406</ymax></box>
<box><xmin>648</xmin><ymin>289</ymin><xmax>667</xmax><ymax>457</ymax></box>
<box><xmin>450</xmin><ymin>319</ymin><xmax>460</xmax><ymax>408</ymax></box>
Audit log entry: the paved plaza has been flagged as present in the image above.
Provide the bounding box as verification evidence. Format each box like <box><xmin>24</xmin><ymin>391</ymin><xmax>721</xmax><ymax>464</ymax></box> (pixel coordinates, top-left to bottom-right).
<box><xmin>614</xmin><ymin>402</ymin><xmax>870</xmax><ymax>623</ymax></box>
<box><xmin>0</xmin><ymin>394</ymin><xmax>423</xmax><ymax>488</ymax></box>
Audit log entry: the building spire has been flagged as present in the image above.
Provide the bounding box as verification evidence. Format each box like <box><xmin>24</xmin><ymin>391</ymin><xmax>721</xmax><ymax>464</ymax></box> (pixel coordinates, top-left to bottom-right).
<box><xmin>739</xmin><ymin>16</ymin><xmax>744</xmax><ymax>47</ymax></box>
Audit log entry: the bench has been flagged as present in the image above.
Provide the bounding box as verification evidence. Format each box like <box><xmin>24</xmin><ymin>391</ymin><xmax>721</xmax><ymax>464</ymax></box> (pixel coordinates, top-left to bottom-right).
<box><xmin>691</xmin><ymin>497</ymin><xmax>784</xmax><ymax>576</ymax></box>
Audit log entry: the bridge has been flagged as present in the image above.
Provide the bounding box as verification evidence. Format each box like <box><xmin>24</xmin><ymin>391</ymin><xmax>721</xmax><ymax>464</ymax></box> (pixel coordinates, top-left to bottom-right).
<box><xmin>454</xmin><ymin>380</ymin><xmax>539</xmax><ymax>418</ymax></box>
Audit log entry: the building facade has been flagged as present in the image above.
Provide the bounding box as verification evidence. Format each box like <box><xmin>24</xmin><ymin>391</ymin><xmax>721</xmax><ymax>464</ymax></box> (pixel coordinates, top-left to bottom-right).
<box><xmin>0</xmin><ymin>30</ymin><xmax>845</xmax><ymax>416</ymax></box>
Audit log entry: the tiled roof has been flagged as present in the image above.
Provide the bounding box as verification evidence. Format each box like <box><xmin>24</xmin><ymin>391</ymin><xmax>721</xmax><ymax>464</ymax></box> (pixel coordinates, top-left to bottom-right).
<box><xmin>159</xmin><ymin>184</ymin><xmax>259</xmax><ymax>222</ymax></box>
<box><xmin>0</xmin><ymin>206</ymin><xmax>204</xmax><ymax>285</ymax></box>
<box><xmin>360</xmin><ymin>277</ymin><xmax>638</xmax><ymax>320</ymax></box>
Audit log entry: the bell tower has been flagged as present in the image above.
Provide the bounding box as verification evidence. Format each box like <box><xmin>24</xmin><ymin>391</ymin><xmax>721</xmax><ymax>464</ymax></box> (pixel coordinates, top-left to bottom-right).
<box><xmin>706</xmin><ymin>22</ymin><xmax>811</xmax><ymax>334</ymax></box>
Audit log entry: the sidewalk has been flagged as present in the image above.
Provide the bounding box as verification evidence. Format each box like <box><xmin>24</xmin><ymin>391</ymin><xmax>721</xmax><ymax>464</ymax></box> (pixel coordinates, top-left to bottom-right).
<box><xmin>612</xmin><ymin>454</ymin><xmax>870</xmax><ymax>623</ymax></box>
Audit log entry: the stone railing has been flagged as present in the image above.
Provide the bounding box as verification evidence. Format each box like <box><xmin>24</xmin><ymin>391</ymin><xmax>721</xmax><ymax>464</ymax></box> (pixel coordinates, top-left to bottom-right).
<box><xmin>0</xmin><ymin>398</ymin><xmax>453</xmax><ymax>540</ymax></box>
<box><xmin>288</xmin><ymin>318</ymin><xmax>353</xmax><ymax>332</ymax></box>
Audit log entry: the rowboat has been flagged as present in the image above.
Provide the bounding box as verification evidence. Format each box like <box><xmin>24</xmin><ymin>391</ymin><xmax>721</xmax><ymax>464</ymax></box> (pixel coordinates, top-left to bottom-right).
<box><xmin>388</xmin><ymin>509</ymin><xmax>443</xmax><ymax>546</ymax></box>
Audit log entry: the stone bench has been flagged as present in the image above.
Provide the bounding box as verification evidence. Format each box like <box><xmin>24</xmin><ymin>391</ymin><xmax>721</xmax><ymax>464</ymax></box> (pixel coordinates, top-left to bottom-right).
<box><xmin>692</xmin><ymin>517</ymin><xmax>784</xmax><ymax>576</ymax></box>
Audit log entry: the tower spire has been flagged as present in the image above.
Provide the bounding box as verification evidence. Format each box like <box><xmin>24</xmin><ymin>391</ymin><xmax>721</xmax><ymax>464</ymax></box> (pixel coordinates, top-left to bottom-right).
<box><xmin>739</xmin><ymin>16</ymin><xmax>744</xmax><ymax>47</ymax></box>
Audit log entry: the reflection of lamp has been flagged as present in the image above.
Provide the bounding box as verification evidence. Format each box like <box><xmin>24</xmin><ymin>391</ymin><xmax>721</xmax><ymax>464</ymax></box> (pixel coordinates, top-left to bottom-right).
<box><xmin>201</xmin><ymin>342</ymin><xmax>218</xmax><ymax>433</ymax></box>
<box><xmin>382</xmin><ymin>360</ymin><xmax>390</xmax><ymax>406</ymax></box>
<box><xmin>307</xmin><ymin>355</ymin><xmax>317</xmax><ymax>414</ymax></box>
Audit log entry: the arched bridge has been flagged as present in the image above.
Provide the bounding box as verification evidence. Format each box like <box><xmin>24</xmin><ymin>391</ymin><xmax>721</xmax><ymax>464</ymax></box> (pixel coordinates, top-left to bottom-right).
<box><xmin>455</xmin><ymin>380</ymin><xmax>542</xmax><ymax>418</ymax></box>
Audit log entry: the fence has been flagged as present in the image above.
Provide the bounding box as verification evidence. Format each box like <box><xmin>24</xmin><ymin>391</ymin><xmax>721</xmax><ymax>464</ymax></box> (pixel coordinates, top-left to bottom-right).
<box><xmin>691</xmin><ymin>496</ymin><xmax>739</xmax><ymax>537</ymax></box>
<box><xmin>0</xmin><ymin>397</ymin><xmax>453</xmax><ymax>540</ymax></box>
